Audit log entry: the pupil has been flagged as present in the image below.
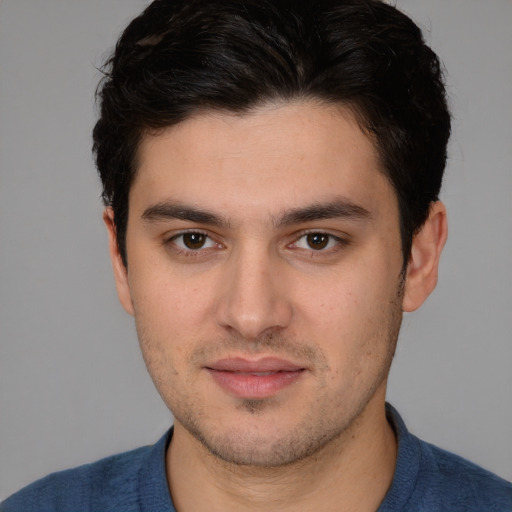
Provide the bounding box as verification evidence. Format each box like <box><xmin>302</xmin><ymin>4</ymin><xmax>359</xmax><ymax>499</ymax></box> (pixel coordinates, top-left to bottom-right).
<box><xmin>184</xmin><ymin>233</ymin><xmax>206</xmax><ymax>249</ymax></box>
<box><xmin>307</xmin><ymin>233</ymin><xmax>328</xmax><ymax>250</ymax></box>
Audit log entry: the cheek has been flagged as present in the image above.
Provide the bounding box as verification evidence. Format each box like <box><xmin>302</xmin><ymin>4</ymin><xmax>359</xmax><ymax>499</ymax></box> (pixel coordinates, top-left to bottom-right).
<box><xmin>130</xmin><ymin>255</ymin><xmax>210</xmax><ymax>319</ymax></box>
<box><xmin>297</xmin><ymin>258</ymin><xmax>401</xmax><ymax>358</ymax></box>
<box><xmin>299</xmin><ymin>266</ymin><xmax>391</xmax><ymax>327</ymax></box>
<box><xmin>128</xmin><ymin>265</ymin><xmax>212</xmax><ymax>365</ymax></box>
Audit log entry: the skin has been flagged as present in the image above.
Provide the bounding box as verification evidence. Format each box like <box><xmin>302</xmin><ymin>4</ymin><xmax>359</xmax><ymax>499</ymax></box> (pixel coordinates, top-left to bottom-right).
<box><xmin>105</xmin><ymin>100</ymin><xmax>447</xmax><ymax>511</ymax></box>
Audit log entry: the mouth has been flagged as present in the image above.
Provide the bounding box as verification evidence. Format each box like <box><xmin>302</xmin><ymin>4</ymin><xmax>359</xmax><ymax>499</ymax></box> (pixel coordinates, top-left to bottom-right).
<box><xmin>205</xmin><ymin>357</ymin><xmax>306</xmax><ymax>399</ymax></box>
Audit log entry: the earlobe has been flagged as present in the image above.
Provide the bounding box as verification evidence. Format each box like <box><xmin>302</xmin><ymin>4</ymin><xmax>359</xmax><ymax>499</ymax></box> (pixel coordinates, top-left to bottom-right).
<box><xmin>103</xmin><ymin>208</ymin><xmax>135</xmax><ymax>316</ymax></box>
<box><xmin>403</xmin><ymin>201</ymin><xmax>448</xmax><ymax>312</ymax></box>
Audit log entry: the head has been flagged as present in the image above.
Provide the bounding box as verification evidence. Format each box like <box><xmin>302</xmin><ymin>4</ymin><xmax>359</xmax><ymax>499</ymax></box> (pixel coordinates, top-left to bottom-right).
<box><xmin>93</xmin><ymin>0</ymin><xmax>450</xmax><ymax>468</ymax></box>
<box><xmin>93</xmin><ymin>0</ymin><xmax>451</xmax><ymax>268</ymax></box>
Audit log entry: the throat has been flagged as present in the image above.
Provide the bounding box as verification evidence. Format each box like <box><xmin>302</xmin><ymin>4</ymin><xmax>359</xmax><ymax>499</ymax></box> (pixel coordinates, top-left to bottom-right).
<box><xmin>166</xmin><ymin>408</ymin><xmax>397</xmax><ymax>512</ymax></box>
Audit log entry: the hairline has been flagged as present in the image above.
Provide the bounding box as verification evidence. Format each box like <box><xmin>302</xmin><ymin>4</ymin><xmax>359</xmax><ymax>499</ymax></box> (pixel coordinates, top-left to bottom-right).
<box><xmin>117</xmin><ymin>96</ymin><xmax>412</xmax><ymax>268</ymax></box>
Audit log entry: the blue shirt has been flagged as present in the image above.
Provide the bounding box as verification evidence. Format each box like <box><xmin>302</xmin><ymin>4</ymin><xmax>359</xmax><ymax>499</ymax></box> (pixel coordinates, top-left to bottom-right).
<box><xmin>2</xmin><ymin>405</ymin><xmax>511</xmax><ymax>511</ymax></box>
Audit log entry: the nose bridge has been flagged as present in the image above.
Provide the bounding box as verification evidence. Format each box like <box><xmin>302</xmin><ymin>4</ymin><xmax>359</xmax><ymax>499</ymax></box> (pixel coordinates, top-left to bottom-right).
<box><xmin>216</xmin><ymin>240</ymin><xmax>292</xmax><ymax>340</ymax></box>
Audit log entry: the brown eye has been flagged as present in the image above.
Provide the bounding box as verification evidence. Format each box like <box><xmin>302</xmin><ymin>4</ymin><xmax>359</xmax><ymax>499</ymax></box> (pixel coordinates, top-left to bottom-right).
<box><xmin>306</xmin><ymin>233</ymin><xmax>330</xmax><ymax>250</ymax></box>
<box><xmin>182</xmin><ymin>232</ymin><xmax>208</xmax><ymax>249</ymax></box>
<box><xmin>168</xmin><ymin>231</ymin><xmax>219</xmax><ymax>255</ymax></box>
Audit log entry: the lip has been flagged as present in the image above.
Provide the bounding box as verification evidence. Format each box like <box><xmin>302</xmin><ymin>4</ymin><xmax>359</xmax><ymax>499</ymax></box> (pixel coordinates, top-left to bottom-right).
<box><xmin>206</xmin><ymin>357</ymin><xmax>305</xmax><ymax>399</ymax></box>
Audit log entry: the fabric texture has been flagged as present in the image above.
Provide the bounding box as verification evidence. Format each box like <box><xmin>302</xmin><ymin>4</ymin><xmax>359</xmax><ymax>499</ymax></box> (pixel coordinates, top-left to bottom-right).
<box><xmin>2</xmin><ymin>405</ymin><xmax>511</xmax><ymax>512</ymax></box>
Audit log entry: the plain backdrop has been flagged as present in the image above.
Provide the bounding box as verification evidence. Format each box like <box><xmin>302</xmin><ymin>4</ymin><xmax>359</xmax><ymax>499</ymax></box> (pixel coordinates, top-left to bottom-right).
<box><xmin>1</xmin><ymin>0</ymin><xmax>511</xmax><ymax>499</ymax></box>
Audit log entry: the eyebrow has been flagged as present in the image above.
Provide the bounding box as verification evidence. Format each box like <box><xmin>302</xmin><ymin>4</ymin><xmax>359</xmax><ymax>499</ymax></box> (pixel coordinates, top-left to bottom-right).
<box><xmin>274</xmin><ymin>198</ymin><xmax>372</xmax><ymax>227</ymax></box>
<box><xmin>142</xmin><ymin>201</ymin><xmax>231</xmax><ymax>228</ymax></box>
<box><xmin>141</xmin><ymin>197</ymin><xmax>371</xmax><ymax>229</ymax></box>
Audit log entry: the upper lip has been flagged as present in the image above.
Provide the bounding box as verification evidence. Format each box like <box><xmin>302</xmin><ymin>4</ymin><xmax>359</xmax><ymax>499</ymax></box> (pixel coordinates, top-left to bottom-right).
<box><xmin>205</xmin><ymin>357</ymin><xmax>304</xmax><ymax>373</ymax></box>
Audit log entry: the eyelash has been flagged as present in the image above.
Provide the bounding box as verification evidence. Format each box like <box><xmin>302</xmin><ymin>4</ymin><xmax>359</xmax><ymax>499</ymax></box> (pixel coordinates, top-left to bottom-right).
<box><xmin>290</xmin><ymin>232</ymin><xmax>349</xmax><ymax>252</ymax></box>
<box><xmin>164</xmin><ymin>230</ymin><xmax>350</xmax><ymax>258</ymax></box>
<box><xmin>166</xmin><ymin>230</ymin><xmax>220</xmax><ymax>255</ymax></box>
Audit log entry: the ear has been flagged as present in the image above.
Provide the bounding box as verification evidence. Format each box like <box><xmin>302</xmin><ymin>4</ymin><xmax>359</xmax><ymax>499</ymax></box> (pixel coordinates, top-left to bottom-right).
<box><xmin>103</xmin><ymin>208</ymin><xmax>135</xmax><ymax>316</ymax></box>
<box><xmin>403</xmin><ymin>201</ymin><xmax>448</xmax><ymax>312</ymax></box>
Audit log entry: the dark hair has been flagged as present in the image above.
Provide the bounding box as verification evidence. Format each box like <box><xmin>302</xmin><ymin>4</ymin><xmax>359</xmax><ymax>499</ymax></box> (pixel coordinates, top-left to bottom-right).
<box><xmin>93</xmin><ymin>0</ymin><xmax>451</xmax><ymax>266</ymax></box>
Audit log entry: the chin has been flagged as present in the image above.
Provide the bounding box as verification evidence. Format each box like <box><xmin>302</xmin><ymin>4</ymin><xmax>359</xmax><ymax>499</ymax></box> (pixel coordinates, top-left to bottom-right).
<box><xmin>178</xmin><ymin>407</ymin><xmax>349</xmax><ymax>468</ymax></box>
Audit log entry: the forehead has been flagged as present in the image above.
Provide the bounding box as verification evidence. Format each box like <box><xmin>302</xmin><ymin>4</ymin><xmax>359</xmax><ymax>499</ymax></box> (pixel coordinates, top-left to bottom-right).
<box><xmin>131</xmin><ymin>101</ymin><xmax>396</xmax><ymax>222</ymax></box>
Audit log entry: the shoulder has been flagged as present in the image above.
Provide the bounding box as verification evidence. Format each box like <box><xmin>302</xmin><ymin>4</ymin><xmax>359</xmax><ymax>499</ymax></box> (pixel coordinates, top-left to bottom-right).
<box><xmin>0</xmin><ymin>434</ymin><xmax>171</xmax><ymax>512</ymax></box>
<box><xmin>415</xmin><ymin>439</ymin><xmax>512</xmax><ymax>510</ymax></box>
<box><xmin>382</xmin><ymin>404</ymin><xmax>512</xmax><ymax>512</ymax></box>
<box><xmin>0</xmin><ymin>445</ymin><xmax>150</xmax><ymax>512</ymax></box>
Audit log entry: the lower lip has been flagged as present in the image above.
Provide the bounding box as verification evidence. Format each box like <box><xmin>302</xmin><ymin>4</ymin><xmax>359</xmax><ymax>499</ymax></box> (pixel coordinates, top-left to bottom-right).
<box><xmin>207</xmin><ymin>369</ymin><xmax>304</xmax><ymax>399</ymax></box>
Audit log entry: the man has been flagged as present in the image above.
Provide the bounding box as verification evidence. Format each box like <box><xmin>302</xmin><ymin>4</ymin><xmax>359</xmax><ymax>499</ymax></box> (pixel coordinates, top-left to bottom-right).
<box><xmin>1</xmin><ymin>0</ymin><xmax>511</xmax><ymax>511</ymax></box>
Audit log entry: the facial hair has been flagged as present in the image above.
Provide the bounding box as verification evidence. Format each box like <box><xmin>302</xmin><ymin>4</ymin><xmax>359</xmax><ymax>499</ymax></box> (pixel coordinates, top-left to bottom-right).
<box><xmin>137</xmin><ymin>288</ymin><xmax>403</xmax><ymax>469</ymax></box>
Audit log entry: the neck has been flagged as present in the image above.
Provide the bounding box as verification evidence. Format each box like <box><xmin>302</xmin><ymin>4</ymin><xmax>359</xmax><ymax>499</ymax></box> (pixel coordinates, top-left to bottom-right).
<box><xmin>166</xmin><ymin>396</ymin><xmax>397</xmax><ymax>512</ymax></box>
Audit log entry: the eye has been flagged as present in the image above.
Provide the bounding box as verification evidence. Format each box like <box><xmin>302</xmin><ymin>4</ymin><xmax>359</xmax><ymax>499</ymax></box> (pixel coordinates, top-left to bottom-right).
<box><xmin>294</xmin><ymin>233</ymin><xmax>340</xmax><ymax>251</ymax></box>
<box><xmin>171</xmin><ymin>232</ymin><xmax>216</xmax><ymax>250</ymax></box>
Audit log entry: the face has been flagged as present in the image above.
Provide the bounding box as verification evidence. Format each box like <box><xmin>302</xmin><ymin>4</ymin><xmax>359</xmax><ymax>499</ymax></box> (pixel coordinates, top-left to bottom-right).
<box><xmin>111</xmin><ymin>101</ymin><xmax>407</xmax><ymax>467</ymax></box>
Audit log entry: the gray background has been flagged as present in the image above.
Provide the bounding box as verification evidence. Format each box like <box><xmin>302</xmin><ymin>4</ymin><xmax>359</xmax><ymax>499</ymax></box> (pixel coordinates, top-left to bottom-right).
<box><xmin>1</xmin><ymin>0</ymin><xmax>511</xmax><ymax>499</ymax></box>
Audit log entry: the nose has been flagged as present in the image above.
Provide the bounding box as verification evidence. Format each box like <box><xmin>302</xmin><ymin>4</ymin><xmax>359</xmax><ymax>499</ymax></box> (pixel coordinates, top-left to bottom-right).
<box><xmin>215</xmin><ymin>245</ymin><xmax>293</xmax><ymax>341</ymax></box>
